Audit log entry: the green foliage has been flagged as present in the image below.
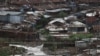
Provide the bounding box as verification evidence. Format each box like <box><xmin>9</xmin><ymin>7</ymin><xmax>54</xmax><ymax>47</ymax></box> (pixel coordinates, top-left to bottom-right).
<box><xmin>69</xmin><ymin>33</ymin><xmax>93</xmax><ymax>41</ymax></box>
<box><xmin>58</xmin><ymin>11</ymin><xmax>67</xmax><ymax>18</ymax></box>
<box><xmin>45</xmin><ymin>35</ymin><xmax>57</xmax><ymax>51</ymax></box>
<box><xmin>40</xmin><ymin>29</ymin><xmax>49</xmax><ymax>35</ymax></box>
<box><xmin>48</xmin><ymin>45</ymin><xmax>57</xmax><ymax>51</ymax></box>
<box><xmin>0</xmin><ymin>47</ymin><xmax>9</xmax><ymax>56</ymax></box>
<box><xmin>0</xmin><ymin>38</ymin><xmax>24</xmax><ymax>43</ymax></box>
<box><xmin>0</xmin><ymin>46</ymin><xmax>26</xmax><ymax>56</ymax></box>
<box><xmin>35</xmin><ymin>15</ymin><xmax>51</xmax><ymax>29</ymax></box>
<box><xmin>46</xmin><ymin>35</ymin><xmax>55</xmax><ymax>41</ymax></box>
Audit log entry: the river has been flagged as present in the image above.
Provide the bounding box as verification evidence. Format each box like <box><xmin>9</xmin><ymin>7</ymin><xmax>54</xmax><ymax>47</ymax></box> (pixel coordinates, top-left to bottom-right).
<box><xmin>9</xmin><ymin>44</ymin><xmax>47</xmax><ymax>56</ymax></box>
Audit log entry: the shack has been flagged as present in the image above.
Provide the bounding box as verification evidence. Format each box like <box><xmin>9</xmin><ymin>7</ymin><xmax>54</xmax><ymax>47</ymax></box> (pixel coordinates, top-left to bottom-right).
<box><xmin>0</xmin><ymin>11</ymin><xmax>24</xmax><ymax>24</ymax></box>
<box><xmin>0</xmin><ymin>29</ymin><xmax>39</xmax><ymax>42</ymax></box>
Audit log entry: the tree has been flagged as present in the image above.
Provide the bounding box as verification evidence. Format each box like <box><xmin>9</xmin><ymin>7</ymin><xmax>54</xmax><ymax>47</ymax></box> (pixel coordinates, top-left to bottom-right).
<box><xmin>40</xmin><ymin>29</ymin><xmax>49</xmax><ymax>35</ymax></box>
<box><xmin>35</xmin><ymin>15</ymin><xmax>51</xmax><ymax>29</ymax></box>
<box><xmin>46</xmin><ymin>35</ymin><xmax>55</xmax><ymax>42</ymax></box>
<box><xmin>45</xmin><ymin>35</ymin><xmax>57</xmax><ymax>55</ymax></box>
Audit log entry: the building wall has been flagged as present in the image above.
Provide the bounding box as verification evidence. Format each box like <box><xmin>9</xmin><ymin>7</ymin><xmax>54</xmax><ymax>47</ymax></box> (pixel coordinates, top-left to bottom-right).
<box><xmin>0</xmin><ymin>15</ymin><xmax>8</xmax><ymax>22</ymax></box>
<box><xmin>9</xmin><ymin>15</ymin><xmax>24</xmax><ymax>24</ymax></box>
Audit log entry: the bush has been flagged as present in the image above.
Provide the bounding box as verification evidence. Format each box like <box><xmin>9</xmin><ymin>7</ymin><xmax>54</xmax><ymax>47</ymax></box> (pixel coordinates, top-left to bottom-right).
<box><xmin>40</xmin><ymin>29</ymin><xmax>49</xmax><ymax>35</ymax></box>
<box><xmin>57</xmin><ymin>11</ymin><xmax>67</xmax><ymax>18</ymax></box>
<box><xmin>0</xmin><ymin>46</ymin><xmax>26</xmax><ymax>56</ymax></box>
<box><xmin>69</xmin><ymin>33</ymin><xmax>93</xmax><ymax>41</ymax></box>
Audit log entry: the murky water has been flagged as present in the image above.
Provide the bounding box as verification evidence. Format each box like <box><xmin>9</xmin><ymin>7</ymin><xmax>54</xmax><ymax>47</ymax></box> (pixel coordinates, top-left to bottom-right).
<box><xmin>9</xmin><ymin>44</ymin><xmax>46</xmax><ymax>56</ymax></box>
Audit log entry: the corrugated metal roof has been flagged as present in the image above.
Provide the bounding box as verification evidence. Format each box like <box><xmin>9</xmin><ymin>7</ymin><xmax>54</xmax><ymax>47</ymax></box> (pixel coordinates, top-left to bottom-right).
<box><xmin>77</xmin><ymin>0</ymin><xmax>100</xmax><ymax>3</ymax></box>
<box><xmin>49</xmin><ymin>18</ymin><xmax>65</xmax><ymax>24</ymax></box>
<box><xmin>10</xmin><ymin>0</ymin><xmax>66</xmax><ymax>4</ymax></box>
<box><xmin>10</xmin><ymin>0</ymin><xmax>67</xmax><ymax>10</ymax></box>
<box><xmin>0</xmin><ymin>11</ymin><xmax>21</xmax><ymax>15</ymax></box>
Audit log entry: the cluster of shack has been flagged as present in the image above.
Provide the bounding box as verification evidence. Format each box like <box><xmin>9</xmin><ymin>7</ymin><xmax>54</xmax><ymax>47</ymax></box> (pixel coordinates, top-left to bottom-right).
<box><xmin>0</xmin><ymin>0</ymin><xmax>100</xmax><ymax>56</ymax></box>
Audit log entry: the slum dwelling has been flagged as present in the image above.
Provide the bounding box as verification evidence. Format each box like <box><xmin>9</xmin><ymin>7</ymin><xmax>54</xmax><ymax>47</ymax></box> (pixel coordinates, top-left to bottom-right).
<box><xmin>0</xmin><ymin>11</ymin><xmax>39</xmax><ymax>42</ymax></box>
